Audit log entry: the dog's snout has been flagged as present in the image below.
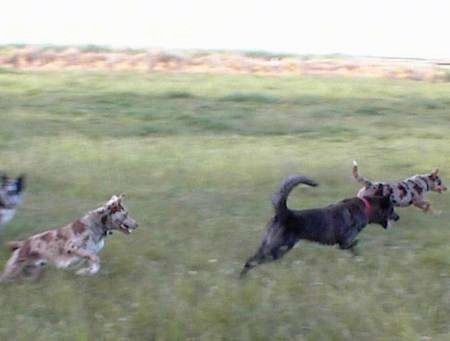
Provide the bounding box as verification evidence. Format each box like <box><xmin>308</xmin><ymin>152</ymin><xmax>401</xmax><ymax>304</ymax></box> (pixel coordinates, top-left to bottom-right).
<box><xmin>129</xmin><ymin>220</ymin><xmax>138</xmax><ymax>229</ymax></box>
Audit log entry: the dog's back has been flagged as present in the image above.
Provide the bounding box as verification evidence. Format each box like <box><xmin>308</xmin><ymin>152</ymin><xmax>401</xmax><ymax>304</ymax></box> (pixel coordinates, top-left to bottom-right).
<box><xmin>285</xmin><ymin>198</ymin><xmax>367</xmax><ymax>245</ymax></box>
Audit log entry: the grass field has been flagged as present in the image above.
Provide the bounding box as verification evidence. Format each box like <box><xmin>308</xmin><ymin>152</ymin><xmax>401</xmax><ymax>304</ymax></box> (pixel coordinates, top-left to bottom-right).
<box><xmin>0</xmin><ymin>69</ymin><xmax>449</xmax><ymax>340</ymax></box>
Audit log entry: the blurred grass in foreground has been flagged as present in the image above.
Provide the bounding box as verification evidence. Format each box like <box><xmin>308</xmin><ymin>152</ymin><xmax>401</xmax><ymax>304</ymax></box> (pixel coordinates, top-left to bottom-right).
<box><xmin>0</xmin><ymin>71</ymin><xmax>449</xmax><ymax>340</ymax></box>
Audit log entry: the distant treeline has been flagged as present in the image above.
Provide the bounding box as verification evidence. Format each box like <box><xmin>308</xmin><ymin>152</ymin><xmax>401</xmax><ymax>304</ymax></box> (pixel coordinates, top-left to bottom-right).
<box><xmin>0</xmin><ymin>44</ymin><xmax>449</xmax><ymax>81</ymax></box>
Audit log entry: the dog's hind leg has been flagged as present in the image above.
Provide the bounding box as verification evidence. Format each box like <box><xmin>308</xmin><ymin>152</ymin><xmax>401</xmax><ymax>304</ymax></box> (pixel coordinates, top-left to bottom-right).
<box><xmin>240</xmin><ymin>232</ymin><xmax>298</xmax><ymax>277</ymax></box>
<box><xmin>0</xmin><ymin>250</ymin><xmax>27</xmax><ymax>282</ymax></box>
<box><xmin>270</xmin><ymin>236</ymin><xmax>298</xmax><ymax>261</ymax></box>
<box><xmin>240</xmin><ymin>249</ymin><xmax>267</xmax><ymax>278</ymax></box>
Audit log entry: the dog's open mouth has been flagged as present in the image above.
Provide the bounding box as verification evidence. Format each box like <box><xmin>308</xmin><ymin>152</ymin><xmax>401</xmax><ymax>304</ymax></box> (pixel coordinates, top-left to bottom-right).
<box><xmin>118</xmin><ymin>223</ymin><xmax>133</xmax><ymax>234</ymax></box>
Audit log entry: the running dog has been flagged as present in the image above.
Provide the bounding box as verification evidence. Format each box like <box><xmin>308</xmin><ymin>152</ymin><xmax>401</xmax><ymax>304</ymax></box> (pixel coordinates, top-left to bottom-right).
<box><xmin>0</xmin><ymin>194</ymin><xmax>138</xmax><ymax>282</ymax></box>
<box><xmin>0</xmin><ymin>174</ymin><xmax>26</xmax><ymax>235</ymax></box>
<box><xmin>240</xmin><ymin>174</ymin><xmax>399</xmax><ymax>277</ymax></box>
<box><xmin>352</xmin><ymin>160</ymin><xmax>446</xmax><ymax>213</ymax></box>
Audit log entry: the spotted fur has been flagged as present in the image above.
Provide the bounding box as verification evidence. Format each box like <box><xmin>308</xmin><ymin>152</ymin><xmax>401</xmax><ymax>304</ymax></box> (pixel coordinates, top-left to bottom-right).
<box><xmin>352</xmin><ymin>160</ymin><xmax>447</xmax><ymax>214</ymax></box>
<box><xmin>0</xmin><ymin>194</ymin><xmax>138</xmax><ymax>282</ymax></box>
<box><xmin>0</xmin><ymin>174</ymin><xmax>26</xmax><ymax>235</ymax></box>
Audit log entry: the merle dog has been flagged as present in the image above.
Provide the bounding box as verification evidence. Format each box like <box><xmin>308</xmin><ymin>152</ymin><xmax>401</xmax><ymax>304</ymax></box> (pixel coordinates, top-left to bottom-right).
<box><xmin>240</xmin><ymin>174</ymin><xmax>399</xmax><ymax>277</ymax></box>
<box><xmin>0</xmin><ymin>194</ymin><xmax>138</xmax><ymax>282</ymax></box>
<box><xmin>0</xmin><ymin>174</ymin><xmax>26</xmax><ymax>235</ymax></box>
<box><xmin>353</xmin><ymin>160</ymin><xmax>446</xmax><ymax>214</ymax></box>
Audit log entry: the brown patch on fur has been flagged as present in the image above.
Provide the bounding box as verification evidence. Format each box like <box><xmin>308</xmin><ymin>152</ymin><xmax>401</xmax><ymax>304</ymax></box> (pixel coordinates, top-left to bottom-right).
<box><xmin>17</xmin><ymin>241</ymin><xmax>31</xmax><ymax>262</ymax></box>
<box><xmin>40</xmin><ymin>232</ymin><xmax>53</xmax><ymax>242</ymax></box>
<box><xmin>110</xmin><ymin>204</ymin><xmax>121</xmax><ymax>214</ymax></box>
<box><xmin>29</xmin><ymin>251</ymin><xmax>40</xmax><ymax>259</ymax></box>
<box><xmin>72</xmin><ymin>220</ymin><xmax>86</xmax><ymax>234</ymax></box>
<box><xmin>413</xmin><ymin>183</ymin><xmax>424</xmax><ymax>195</ymax></box>
<box><xmin>6</xmin><ymin>241</ymin><xmax>23</xmax><ymax>251</ymax></box>
<box><xmin>56</xmin><ymin>229</ymin><xmax>67</xmax><ymax>241</ymax></box>
<box><xmin>397</xmin><ymin>184</ymin><xmax>407</xmax><ymax>198</ymax></box>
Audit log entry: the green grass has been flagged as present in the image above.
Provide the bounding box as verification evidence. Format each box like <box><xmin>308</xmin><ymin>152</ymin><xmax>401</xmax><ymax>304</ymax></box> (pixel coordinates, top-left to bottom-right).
<box><xmin>0</xmin><ymin>70</ymin><xmax>449</xmax><ymax>340</ymax></box>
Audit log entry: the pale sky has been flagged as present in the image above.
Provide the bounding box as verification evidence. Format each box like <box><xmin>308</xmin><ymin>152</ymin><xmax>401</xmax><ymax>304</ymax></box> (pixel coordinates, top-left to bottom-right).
<box><xmin>1</xmin><ymin>0</ymin><xmax>449</xmax><ymax>59</ymax></box>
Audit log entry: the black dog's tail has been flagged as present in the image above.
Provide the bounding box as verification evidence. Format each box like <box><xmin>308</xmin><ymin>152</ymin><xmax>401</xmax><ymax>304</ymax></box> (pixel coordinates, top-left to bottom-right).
<box><xmin>240</xmin><ymin>174</ymin><xmax>318</xmax><ymax>278</ymax></box>
<box><xmin>271</xmin><ymin>174</ymin><xmax>318</xmax><ymax>215</ymax></box>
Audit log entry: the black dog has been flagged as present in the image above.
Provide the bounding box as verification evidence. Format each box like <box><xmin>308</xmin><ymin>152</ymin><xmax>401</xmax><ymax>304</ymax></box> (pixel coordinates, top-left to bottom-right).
<box><xmin>240</xmin><ymin>174</ymin><xmax>399</xmax><ymax>277</ymax></box>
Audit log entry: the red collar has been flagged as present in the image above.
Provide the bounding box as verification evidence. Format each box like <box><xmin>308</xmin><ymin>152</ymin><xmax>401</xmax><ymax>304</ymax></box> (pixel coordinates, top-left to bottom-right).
<box><xmin>360</xmin><ymin>197</ymin><xmax>372</xmax><ymax>219</ymax></box>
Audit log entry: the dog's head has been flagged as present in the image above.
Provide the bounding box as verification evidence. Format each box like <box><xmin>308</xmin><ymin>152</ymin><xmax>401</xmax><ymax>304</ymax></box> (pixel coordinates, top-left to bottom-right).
<box><xmin>367</xmin><ymin>195</ymin><xmax>399</xmax><ymax>229</ymax></box>
<box><xmin>97</xmin><ymin>194</ymin><xmax>139</xmax><ymax>234</ymax></box>
<box><xmin>427</xmin><ymin>169</ymin><xmax>447</xmax><ymax>193</ymax></box>
<box><xmin>0</xmin><ymin>174</ymin><xmax>26</xmax><ymax>208</ymax></box>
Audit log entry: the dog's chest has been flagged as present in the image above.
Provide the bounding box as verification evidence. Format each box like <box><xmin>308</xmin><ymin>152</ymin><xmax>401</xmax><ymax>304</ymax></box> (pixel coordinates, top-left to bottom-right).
<box><xmin>84</xmin><ymin>236</ymin><xmax>105</xmax><ymax>254</ymax></box>
<box><xmin>0</xmin><ymin>208</ymin><xmax>16</xmax><ymax>225</ymax></box>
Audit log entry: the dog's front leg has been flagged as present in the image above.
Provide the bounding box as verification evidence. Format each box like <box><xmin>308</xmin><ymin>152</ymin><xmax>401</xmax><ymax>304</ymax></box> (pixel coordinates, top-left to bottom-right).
<box><xmin>23</xmin><ymin>265</ymin><xmax>44</xmax><ymax>281</ymax></box>
<box><xmin>70</xmin><ymin>248</ymin><xmax>100</xmax><ymax>275</ymax></box>
<box><xmin>339</xmin><ymin>228</ymin><xmax>360</xmax><ymax>255</ymax></box>
<box><xmin>413</xmin><ymin>200</ymin><xmax>440</xmax><ymax>214</ymax></box>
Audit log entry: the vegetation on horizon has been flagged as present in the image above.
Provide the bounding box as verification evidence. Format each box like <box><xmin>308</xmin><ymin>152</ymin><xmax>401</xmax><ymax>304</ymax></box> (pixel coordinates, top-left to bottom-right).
<box><xmin>0</xmin><ymin>44</ymin><xmax>448</xmax><ymax>81</ymax></box>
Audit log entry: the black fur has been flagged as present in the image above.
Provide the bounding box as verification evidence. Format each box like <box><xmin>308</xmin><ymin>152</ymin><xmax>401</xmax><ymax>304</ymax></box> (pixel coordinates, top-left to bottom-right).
<box><xmin>240</xmin><ymin>174</ymin><xmax>399</xmax><ymax>277</ymax></box>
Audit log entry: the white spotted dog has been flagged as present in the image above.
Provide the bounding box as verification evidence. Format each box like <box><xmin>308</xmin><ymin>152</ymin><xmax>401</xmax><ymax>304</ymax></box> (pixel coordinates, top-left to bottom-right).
<box><xmin>0</xmin><ymin>174</ymin><xmax>26</xmax><ymax>235</ymax></box>
<box><xmin>0</xmin><ymin>194</ymin><xmax>138</xmax><ymax>282</ymax></box>
<box><xmin>352</xmin><ymin>161</ymin><xmax>447</xmax><ymax>214</ymax></box>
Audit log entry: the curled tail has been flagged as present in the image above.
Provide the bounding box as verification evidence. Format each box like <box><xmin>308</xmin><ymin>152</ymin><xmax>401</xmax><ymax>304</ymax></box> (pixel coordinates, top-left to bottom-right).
<box><xmin>271</xmin><ymin>174</ymin><xmax>318</xmax><ymax>215</ymax></box>
<box><xmin>5</xmin><ymin>240</ymin><xmax>24</xmax><ymax>252</ymax></box>
<box><xmin>352</xmin><ymin>160</ymin><xmax>372</xmax><ymax>188</ymax></box>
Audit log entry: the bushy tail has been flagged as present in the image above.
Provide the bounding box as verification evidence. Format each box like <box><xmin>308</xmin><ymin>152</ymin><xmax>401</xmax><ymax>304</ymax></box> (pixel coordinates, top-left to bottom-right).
<box><xmin>352</xmin><ymin>160</ymin><xmax>372</xmax><ymax>187</ymax></box>
<box><xmin>271</xmin><ymin>174</ymin><xmax>318</xmax><ymax>215</ymax></box>
<box><xmin>5</xmin><ymin>240</ymin><xmax>24</xmax><ymax>252</ymax></box>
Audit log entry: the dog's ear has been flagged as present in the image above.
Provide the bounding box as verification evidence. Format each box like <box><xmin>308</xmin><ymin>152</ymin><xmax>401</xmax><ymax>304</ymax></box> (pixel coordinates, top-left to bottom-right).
<box><xmin>95</xmin><ymin>206</ymin><xmax>107</xmax><ymax>215</ymax></box>
<box><xmin>1</xmin><ymin>174</ymin><xmax>8</xmax><ymax>185</ymax></box>
<box><xmin>107</xmin><ymin>195</ymin><xmax>119</xmax><ymax>205</ymax></box>
<box><xmin>118</xmin><ymin>193</ymin><xmax>125</xmax><ymax>201</ymax></box>
<box><xmin>432</xmin><ymin>168</ymin><xmax>439</xmax><ymax>176</ymax></box>
<box><xmin>16</xmin><ymin>174</ymin><xmax>26</xmax><ymax>192</ymax></box>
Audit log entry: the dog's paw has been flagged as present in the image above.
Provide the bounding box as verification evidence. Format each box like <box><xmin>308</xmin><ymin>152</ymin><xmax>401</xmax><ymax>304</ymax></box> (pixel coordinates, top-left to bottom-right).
<box><xmin>76</xmin><ymin>268</ymin><xmax>91</xmax><ymax>275</ymax></box>
<box><xmin>76</xmin><ymin>266</ymin><xmax>99</xmax><ymax>276</ymax></box>
<box><xmin>350</xmin><ymin>247</ymin><xmax>361</xmax><ymax>257</ymax></box>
